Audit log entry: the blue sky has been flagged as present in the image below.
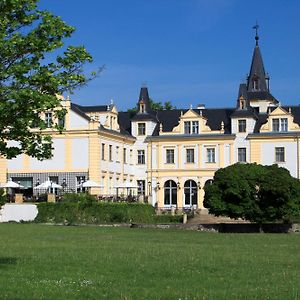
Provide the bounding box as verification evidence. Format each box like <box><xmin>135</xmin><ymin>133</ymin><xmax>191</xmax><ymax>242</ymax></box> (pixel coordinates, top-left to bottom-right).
<box><xmin>39</xmin><ymin>0</ymin><xmax>300</xmax><ymax>111</ymax></box>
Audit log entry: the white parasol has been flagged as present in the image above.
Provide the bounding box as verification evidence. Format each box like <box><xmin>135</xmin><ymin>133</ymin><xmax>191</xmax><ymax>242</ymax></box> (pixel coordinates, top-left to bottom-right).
<box><xmin>81</xmin><ymin>180</ymin><xmax>104</xmax><ymax>188</ymax></box>
<box><xmin>0</xmin><ymin>179</ymin><xmax>24</xmax><ymax>189</ymax></box>
<box><xmin>34</xmin><ymin>180</ymin><xmax>62</xmax><ymax>190</ymax></box>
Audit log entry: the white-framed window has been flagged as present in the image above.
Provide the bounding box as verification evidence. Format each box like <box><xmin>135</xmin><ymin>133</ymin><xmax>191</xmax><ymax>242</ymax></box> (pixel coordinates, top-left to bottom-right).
<box><xmin>45</xmin><ymin>112</ymin><xmax>52</xmax><ymax>128</ymax></box>
<box><xmin>123</xmin><ymin>148</ymin><xmax>126</xmax><ymax>164</ymax></box>
<box><xmin>101</xmin><ymin>143</ymin><xmax>105</xmax><ymax>160</ymax></box>
<box><xmin>116</xmin><ymin>146</ymin><xmax>119</xmax><ymax>161</ymax></box>
<box><xmin>272</xmin><ymin>118</ymin><xmax>288</xmax><ymax>132</ymax></box>
<box><xmin>138</xmin><ymin>123</ymin><xmax>146</xmax><ymax>135</ymax></box>
<box><xmin>207</xmin><ymin>148</ymin><xmax>215</xmax><ymax>163</ymax></box>
<box><xmin>184</xmin><ymin>121</ymin><xmax>191</xmax><ymax>134</ymax></box>
<box><xmin>186</xmin><ymin>148</ymin><xmax>194</xmax><ymax>163</ymax></box>
<box><xmin>166</xmin><ymin>149</ymin><xmax>174</xmax><ymax>164</ymax></box>
<box><xmin>238</xmin><ymin>148</ymin><xmax>246</xmax><ymax>162</ymax></box>
<box><xmin>137</xmin><ymin>180</ymin><xmax>145</xmax><ymax>195</ymax></box>
<box><xmin>130</xmin><ymin>149</ymin><xmax>133</xmax><ymax>164</ymax></box>
<box><xmin>192</xmin><ymin>121</ymin><xmax>199</xmax><ymax>134</ymax></box>
<box><xmin>238</xmin><ymin>119</ymin><xmax>246</xmax><ymax>132</ymax></box>
<box><xmin>281</xmin><ymin>118</ymin><xmax>288</xmax><ymax>132</ymax></box>
<box><xmin>137</xmin><ymin>150</ymin><xmax>145</xmax><ymax>164</ymax></box>
<box><xmin>184</xmin><ymin>121</ymin><xmax>199</xmax><ymax>134</ymax></box>
<box><xmin>275</xmin><ymin>147</ymin><xmax>285</xmax><ymax>162</ymax></box>
<box><xmin>109</xmin><ymin>145</ymin><xmax>112</xmax><ymax>161</ymax></box>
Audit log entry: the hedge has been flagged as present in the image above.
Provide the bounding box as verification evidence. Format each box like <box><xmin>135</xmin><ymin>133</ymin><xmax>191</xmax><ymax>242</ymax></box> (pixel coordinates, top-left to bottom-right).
<box><xmin>35</xmin><ymin>202</ymin><xmax>182</xmax><ymax>224</ymax></box>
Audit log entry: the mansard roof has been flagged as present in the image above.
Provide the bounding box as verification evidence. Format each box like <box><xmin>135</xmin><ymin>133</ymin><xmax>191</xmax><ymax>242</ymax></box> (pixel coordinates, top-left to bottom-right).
<box><xmin>70</xmin><ymin>103</ymin><xmax>90</xmax><ymax>121</ymax></box>
<box><xmin>152</xmin><ymin>108</ymin><xmax>234</xmax><ymax>135</ymax></box>
<box><xmin>247</xmin><ymin>91</ymin><xmax>278</xmax><ymax>103</ymax></box>
<box><xmin>118</xmin><ymin>111</ymin><xmax>134</xmax><ymax>135</ymax></box>
<box><xmin>131</xmin><ymin>112</ymin><xmax>158</xmax><ymax>122</ymax></box>
<box><xmin>72</xmin><ymin>103</ymin><xmax>108</xmax><ymax>113</ymax></box>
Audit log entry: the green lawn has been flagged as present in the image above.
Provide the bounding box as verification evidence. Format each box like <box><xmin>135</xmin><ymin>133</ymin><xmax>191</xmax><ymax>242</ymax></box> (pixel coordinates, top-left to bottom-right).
<box><xmin>0</xmin><ymin>224</ymin><xmax>300</xmax><ymax>299</ymax></box>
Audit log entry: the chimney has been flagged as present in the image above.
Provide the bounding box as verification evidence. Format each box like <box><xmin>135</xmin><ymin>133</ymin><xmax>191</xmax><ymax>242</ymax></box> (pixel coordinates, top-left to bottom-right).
<box><xmin>197</xmin><ymin>104</ymin><xmax>206</xmax><ymax>109</ymax></box>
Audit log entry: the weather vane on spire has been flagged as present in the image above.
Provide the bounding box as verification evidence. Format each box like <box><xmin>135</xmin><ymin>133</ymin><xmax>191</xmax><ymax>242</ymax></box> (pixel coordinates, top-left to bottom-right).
<box><xmin>253</xmin><ymin>22</ymin><xmax>259</xmax><ymax>46</ymax></box>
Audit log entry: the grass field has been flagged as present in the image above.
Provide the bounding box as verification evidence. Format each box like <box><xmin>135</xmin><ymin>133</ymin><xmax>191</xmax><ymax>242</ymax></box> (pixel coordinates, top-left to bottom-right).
<box><xmin>0</xmin><ymin>224</ymin><xmax>300</xmax><ymax>300</ymax></box>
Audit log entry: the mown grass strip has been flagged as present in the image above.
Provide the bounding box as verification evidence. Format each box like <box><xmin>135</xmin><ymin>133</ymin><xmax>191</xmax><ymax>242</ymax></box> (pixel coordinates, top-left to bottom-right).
<box><xmin>0</xmin><ymin>224</ymin><xmax>299</xmax><ymax>299</ymax></box>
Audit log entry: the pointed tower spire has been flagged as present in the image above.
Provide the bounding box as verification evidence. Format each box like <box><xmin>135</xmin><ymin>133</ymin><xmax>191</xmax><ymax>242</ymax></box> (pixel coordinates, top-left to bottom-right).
<box><xmin>137</xmin><ymin>85</ymin><xmax>151</xmax><ymax>114</ymax></box>
<box><xmin>247</xmin><ymin>23</ymin><xmax>269</xmax><ymax>92</ymax></box>
<box><xmin>253</xmin><ymin>22</ymin><xmax>259</xmax><ymax>46</ymax></box>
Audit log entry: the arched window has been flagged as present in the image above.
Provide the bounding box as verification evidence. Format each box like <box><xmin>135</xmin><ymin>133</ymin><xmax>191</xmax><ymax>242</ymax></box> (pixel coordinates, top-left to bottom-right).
<box><xmin>164</xmin><ymin>180</ymin><xmax>177</xmax><ymax>206</ymax></box>
<box><xmin>184</xmin><ymin>180</ymin><xmax>197</xmax><ymax>207</ymax></box>
<box><xmin>204</xmin><ymin>179</ymin><xmax>214</xmax><ymax>188</ymax></box>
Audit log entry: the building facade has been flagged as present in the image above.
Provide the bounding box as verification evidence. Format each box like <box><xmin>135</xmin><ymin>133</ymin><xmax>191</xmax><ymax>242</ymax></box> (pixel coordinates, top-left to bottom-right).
<box><xmin>2</xmin><ymin>34</ymin><xmax>300</xmax><ymax>210</ymax></box>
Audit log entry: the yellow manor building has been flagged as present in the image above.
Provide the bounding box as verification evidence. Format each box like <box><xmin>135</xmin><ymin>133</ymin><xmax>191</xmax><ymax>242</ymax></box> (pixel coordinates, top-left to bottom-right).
<box><xmin>2</xmin><ymin>34</ymin><xmax>300</xmax><ymax>211</ymax></box>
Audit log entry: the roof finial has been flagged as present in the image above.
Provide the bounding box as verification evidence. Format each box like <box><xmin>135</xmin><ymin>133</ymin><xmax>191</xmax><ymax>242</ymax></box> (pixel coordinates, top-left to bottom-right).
<box><xmin>253</xmin><ymin>22</ymin><xmax>259</xmax><ymax>46</ymax></box>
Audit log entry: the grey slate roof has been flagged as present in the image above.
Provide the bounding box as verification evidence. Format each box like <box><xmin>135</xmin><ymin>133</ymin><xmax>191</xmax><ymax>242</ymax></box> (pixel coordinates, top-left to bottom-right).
<box><xmin>247</xmin><ymin>91</ymin><xmax>278</xmax><ymax>103</ymax></box>
<box><xmin>70</xmin><ymin>103</ymin><xmax>90</xmax><ymax>121</ymax></box>
<box><xmin>247</xmin><ymin>45</ymin><xmax>268</xmax><ymax>92</ymax></box>
<box><xmin>131</xmin><ymin>86</ymin><xmax>158</xmax><ymax>122</ymax></box>
<box><xmin>118</xmin><ymin>111</ymin><xmax>134</xmax><ymax>135</ymax></box>
<box><xmin>72</xmin><ymin>103</ymin><xmax>108</xmax><ymax>113</ymax></box>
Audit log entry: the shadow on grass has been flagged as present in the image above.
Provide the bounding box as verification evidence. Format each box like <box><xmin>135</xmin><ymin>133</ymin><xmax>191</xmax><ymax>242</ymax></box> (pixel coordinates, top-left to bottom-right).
<box><xmin>0</xmin><ymin>257</ymin><xmax>17</xmax><ymax>267</ymax></box>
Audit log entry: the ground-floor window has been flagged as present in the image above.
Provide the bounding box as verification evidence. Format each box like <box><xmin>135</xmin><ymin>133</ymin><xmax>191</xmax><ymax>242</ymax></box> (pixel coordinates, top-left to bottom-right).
<box><xmin>275</xmin><ymin>147</ymin><xmax>285</xmax><ymax>162</ymax></box>
<box><xmin>76</xmin><ymin>176</ymin><xmax>86</xmax><ymax>193</ymax></box>
<box><xmin>164</xmin><ymin>180</ymin><xmax>177</xmax><ymax>206</ymax></box>
<box><xmin>137</xmin><ymin>180</ymin><xmax>145</xmax><ymax>195</ymax></box>
<box><xmin>184</xmin><ymin>180</ymin><xmax>197</xmax><ymax>206</ymax></box>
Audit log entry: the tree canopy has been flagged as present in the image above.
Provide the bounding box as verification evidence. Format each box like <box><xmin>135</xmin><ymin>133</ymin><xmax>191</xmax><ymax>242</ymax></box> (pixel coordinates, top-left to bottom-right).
<box><xmin>127</xmin><ymin>98</ymin><xmax>176</xmax><ymax>113</ymax></box>
<box><xmin>204</xmin><ymin>163</ymin><xmax>300</xmax><ymax>223</ymax></box>
<box><xmin>0</xmin><ymin>0</ymin><xmax>96</xmax><ymax>160</ymax></box>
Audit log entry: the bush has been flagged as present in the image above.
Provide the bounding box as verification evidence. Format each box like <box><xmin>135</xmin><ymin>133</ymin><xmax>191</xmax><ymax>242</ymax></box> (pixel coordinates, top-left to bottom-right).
<box><xmin>35</xmin><ymin>202</ymin><xmax>157</xmax><ymax>224</ymax></box>
<box><xmin>61</xmin><ymin>193</ymin><xmax>96</xmax><ymax>203</ymax></box>
<box><xmin>204</xmin><ymin>163</ymin><xmax>300</xmax><ymax>223</ymax></box>
<box><xmin>0</xmin><ymin>188</ymin><xmax>8</xmax><ymax>206</ymax></box>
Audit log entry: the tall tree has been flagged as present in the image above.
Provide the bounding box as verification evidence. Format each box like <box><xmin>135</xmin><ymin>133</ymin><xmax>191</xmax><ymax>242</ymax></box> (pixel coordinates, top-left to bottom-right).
<box><xmin>0</xmin><ymin>0</ymin><xmax>96</xmax><ymax>160</ymax></box>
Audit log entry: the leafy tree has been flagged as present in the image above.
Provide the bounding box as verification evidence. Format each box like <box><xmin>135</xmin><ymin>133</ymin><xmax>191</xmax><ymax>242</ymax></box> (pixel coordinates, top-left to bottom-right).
<box><xmin>0</xmin><ymin>0</ymin><xmax>97</xmax><ymax>160</ymax></box>
<box><xmin>204</xmin><ymin>163</ymin><xmax>300</xmax><ymax>223</ymax></box>
<box><xmin>149</xmin><ymin>99</ymin><xmax>176</xmax><ymax>111</ymax></box>
<box><xmin>127</xmin><ymin>98</ymin><xmax>176</xmax><ymax>113</ymax></box>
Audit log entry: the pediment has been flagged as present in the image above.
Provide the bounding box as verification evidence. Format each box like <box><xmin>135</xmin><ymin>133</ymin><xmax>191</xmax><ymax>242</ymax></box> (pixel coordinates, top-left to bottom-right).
<box><xmin>269</xmin><ymin>106</ymin><xmax>289</xmax><ymax>117</ymax></box>
<box><xmin>181</xmin><ymin>109</ymin><xmax>201</xmax><ymax>119</ymax></box>
<box><xmin>171</xmin><ymin>109</ymin><xmax>211</xmax><ymax>134</ymax></box>
<box><xmin>260</xmin><ymin>106</ymin><xmax>300</xmax><ymax>132</ymax></box>
<box><xmin>110</xmin><ymin>106</ymin><xmax>118</xmax><ymax>114</ymax></box>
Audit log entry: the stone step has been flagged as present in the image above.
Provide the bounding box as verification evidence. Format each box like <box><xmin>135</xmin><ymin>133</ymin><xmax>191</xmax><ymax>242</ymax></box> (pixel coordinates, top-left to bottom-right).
<box><xmin>187</xmin><ymin>212</ymin><xmax>248</xmax><ymax>224</ymax></box>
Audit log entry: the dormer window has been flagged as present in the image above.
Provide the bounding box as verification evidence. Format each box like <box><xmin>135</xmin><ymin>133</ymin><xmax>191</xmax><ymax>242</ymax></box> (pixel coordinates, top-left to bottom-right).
<box><xmin>272</xmin><ymin>118</ymin><xmax>288</xmax><ymax>132</ymax></box>
<box><xmin>139</xmin><ymin>99</ymin><xmax>145</xmax><ymax>114</ymax></box>
<box><xmin>192</xmin><ymin>121</ymin><xmax>199</xmax><ymax>134</ymax></box>
<box><xmin>239</xmin><ymin>96</ymin><xmax>246</xmax><ymax>109</ymax></box>
<box><xmin>184</xmin><ymin>121</ymin><xmax>199</xmax><ymax>134</ymax></box>
<box><xmin>253</xmin><ymin>78</ymin><xmax>259</xmax><ymax>91</ymax></box>
<box><xmin>238</xmin><ymin>119</ymin><xmax>246</xmax><ymax>133</ymax></box>
<box><xmin>138</xmin><ymin>123</ymin><xmax>146</xmax><ymax>135</ymax></box>
<box><xmin>184</xmin><ymin>121</ymin><xmax>191</xmax><ymax>134</ymax></box>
